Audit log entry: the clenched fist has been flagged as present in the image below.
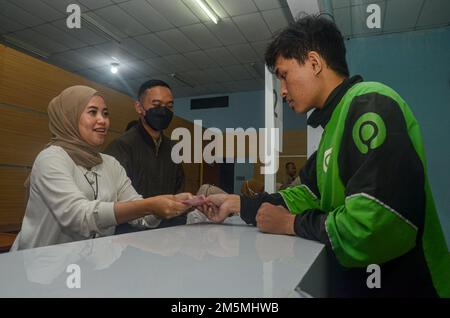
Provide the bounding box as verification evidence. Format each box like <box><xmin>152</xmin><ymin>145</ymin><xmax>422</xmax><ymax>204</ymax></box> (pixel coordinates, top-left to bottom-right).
<box><xmin>256</xmin><ymin>203</ymin><xmax>295</xmax><ymax>235</ymax></box>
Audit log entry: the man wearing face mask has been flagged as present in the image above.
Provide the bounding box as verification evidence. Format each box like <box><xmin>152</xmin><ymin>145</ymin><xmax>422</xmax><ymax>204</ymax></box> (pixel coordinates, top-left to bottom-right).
<box><xmin>105</xmin><ymin>79</ymin><xmax>186</xmax><ymax>233</ymax></box>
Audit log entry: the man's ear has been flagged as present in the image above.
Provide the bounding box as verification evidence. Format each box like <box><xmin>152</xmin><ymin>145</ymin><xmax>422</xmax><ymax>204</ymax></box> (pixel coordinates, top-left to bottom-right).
<box><xmin>308</xmin><ymin>51</ymin><xmax>323</xmax><ymax>76</ymax></box>
<box><xmin>134</xmin><ymin>101</ymin><xmax>144</xmax><ymax>116</ymax></box>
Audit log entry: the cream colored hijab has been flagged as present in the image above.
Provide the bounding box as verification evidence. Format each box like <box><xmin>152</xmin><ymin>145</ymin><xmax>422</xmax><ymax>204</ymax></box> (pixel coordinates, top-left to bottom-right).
<box><xmin>47</xmin><ymin>85</ymin><xmax>103</xmax><ymax>168</ymax></box>
<box><xmin>24</xmin><ymin>85</ymin><xmax>104</xmax><ymax>202</ymax></box>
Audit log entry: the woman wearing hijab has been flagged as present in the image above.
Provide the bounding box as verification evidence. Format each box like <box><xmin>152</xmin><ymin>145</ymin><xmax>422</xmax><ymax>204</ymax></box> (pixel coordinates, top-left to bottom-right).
<box><xmin>11</xmin><ymin>85</ymin><xmax>193</xmax><ymax>251</ymax></box>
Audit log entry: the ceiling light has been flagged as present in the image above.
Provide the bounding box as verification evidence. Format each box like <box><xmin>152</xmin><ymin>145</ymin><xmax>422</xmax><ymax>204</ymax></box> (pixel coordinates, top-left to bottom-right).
<box><xmin>194</xmin><ymin>0</ymin><xmax>219</xmax><ymax>24</ymax></box>
<box><xmin>110</xmin><ymin>62</ymin><xmax>119</xmax><ymax>74</ymax></box>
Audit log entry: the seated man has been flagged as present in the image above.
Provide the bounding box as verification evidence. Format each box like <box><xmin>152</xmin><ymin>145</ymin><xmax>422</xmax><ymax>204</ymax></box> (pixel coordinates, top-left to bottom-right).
<box><xmin>104</xmin><ymin>79</ymin><xmax>187</xmax><ymax>233</ymax></box>
<box><xmin>280</xmin><ymin>162</ymin><xmax>300</xmax><ymax>190</ymax></box>
<box><xmin>199</xmin><ymin>15</ymin><xmax>449</xmax><ymax>297</ymax></box>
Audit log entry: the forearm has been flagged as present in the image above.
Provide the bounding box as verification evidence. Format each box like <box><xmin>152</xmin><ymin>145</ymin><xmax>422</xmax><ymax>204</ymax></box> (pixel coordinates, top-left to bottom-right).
<box><xmin>114</xmin><ymin>197</ymin><xmax>159</xmax><ymax>225</ymax></box>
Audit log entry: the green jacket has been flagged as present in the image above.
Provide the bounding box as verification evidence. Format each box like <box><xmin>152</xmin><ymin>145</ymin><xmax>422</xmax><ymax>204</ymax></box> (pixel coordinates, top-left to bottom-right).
<box><xmin>241</xmin><ymin>76</ymin><xmax>449</xmax><ymax>297</ymax></box>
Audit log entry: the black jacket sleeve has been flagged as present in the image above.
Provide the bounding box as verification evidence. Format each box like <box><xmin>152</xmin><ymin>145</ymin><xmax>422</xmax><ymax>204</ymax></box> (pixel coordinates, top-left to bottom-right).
<box><xmin>240</xmin><ymin>192</ymin><xmax>287</xmax><ymax>225</ymax></box>
<box><xmin>293</xmin><ymin>209</ymin><xmax>329</xmax><ymax>244</ymax></box>
<box><xmin>240</xmin><ymin>152</ymin><xmax>321</xmax><ymax>227</ymax></box>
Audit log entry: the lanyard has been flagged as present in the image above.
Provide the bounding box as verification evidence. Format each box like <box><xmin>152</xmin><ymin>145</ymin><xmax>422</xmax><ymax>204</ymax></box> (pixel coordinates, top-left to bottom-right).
<box><xmin>84</xmin><ymin>171</ymin><xmax>98</xmax><ymax>200</ymax></box>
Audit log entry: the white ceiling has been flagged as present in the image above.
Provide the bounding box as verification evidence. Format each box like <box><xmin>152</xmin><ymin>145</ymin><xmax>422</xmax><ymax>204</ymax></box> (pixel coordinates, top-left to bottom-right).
<box><xmin>0</xmin><ymin>0</ymin><xmax>449</xmax><ymax>98</ymax></box>
<box><xmin>331</xmin><ymin>0</ymin><xmax>450</xmax><ymax>38</ymax></box>
<box><xmin>0</xmin><ymin>0</ymin><xmax>292</xmax><ymax>98</ymax></box>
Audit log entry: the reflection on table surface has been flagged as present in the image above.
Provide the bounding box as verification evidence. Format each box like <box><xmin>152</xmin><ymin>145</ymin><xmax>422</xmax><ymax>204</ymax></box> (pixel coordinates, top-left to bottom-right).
<box><xmin>0</xmin><ymin>217</ymin><xmax>325</xmax><ymax>297</ymax></box>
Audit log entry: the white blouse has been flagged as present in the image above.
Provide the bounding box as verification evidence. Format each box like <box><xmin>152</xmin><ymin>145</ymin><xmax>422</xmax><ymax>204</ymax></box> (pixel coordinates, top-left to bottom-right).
<box><xmin>11</xmin><ymin>145</ymin><xmax>160</xmax><ymax>251</ymax></box>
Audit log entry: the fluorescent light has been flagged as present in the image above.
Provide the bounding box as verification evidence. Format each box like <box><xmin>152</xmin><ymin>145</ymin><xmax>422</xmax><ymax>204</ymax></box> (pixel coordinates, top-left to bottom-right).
<box><xmin>194</xmin><ymin>0</ymin><xmax>218</xmax><ymax>24</ymax></box>
<box><xmin>1</xmin><ymin>35</ymin><xmax>49</xmax><ymax>59</ymax></box>
<box><xmin>110</xmin><ymin>62</ymin><xmax>119</xmax><ymax>74</ymax></box>
<box><xmin>170</xmin><ymin>73</ymin><xmax>194</xmax><ymax>88</ymax></box>
<box><xmin>82</xmin><ymin>14</ymin><xmax>122</xmax><ymax>44</ymax></box>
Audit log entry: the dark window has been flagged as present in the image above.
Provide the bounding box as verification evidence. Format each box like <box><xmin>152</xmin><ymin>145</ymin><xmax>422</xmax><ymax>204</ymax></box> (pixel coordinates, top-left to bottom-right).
<box><xmin>190</xmin><ymin>96</ymin><xmax>229</xmax><ymax>109</ymax></box>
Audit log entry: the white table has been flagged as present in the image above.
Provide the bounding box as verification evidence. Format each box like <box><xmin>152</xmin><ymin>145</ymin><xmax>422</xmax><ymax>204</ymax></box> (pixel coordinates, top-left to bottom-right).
<box><xmin>0</xmin><ymin>217</ymin><xmax>327</xmax><ymax>297</ymax></box>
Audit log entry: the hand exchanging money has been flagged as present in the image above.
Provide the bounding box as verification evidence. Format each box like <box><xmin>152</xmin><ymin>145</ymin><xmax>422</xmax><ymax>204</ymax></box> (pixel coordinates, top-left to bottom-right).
<box><xmin>198</xmin><ymin>194</ymin><xmax>241</xmax><ymax>223</ymax></box>
<box><xmin>173</xmin><ymin>192</ymin><xmax>195</xmax><ymax>203</ymax></box>
<box><xmin>181</xmin><ymin>194</ymin><xmax>207</xmax><ymax>207</ymax></box>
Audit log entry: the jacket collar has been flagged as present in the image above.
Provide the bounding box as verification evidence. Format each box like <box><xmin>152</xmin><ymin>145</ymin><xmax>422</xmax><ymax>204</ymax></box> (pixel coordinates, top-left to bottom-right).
<box><xmin>307</xmin><ymin>75</ymin><xmax>363</xmax><ymax>128</ymax></box>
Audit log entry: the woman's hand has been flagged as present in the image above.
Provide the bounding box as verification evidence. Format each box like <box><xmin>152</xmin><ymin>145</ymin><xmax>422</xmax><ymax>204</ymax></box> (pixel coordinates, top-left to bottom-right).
<box><xmin>173</xmin><ymin>192</ymin><xmax>195</xmax><ymax>202</ymax></box>
<box><xmin>114</xmin><ymin>193</ymin><xmax>195</xmax><ymax>224</ymax></box>
<box><xmin>144</xmin><ymin>194</ymin><xmax>192</xmax><ymax>219</ymax></box>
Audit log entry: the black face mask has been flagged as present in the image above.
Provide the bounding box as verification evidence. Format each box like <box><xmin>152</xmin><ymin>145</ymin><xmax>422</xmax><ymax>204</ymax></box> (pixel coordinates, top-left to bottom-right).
<box><xmin>143</xmin><ymin>107</ymin><xmax>173</xmax><ymax>131</ymax></box>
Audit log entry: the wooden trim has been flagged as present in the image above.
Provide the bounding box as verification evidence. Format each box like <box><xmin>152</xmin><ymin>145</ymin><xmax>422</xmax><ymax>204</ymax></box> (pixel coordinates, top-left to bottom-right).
<box><xmin>0</xmin><ymin>224</ymin><xmax>21</xmax><ymax>233</ymax></box>
<box><xmin>0</xmin><ymin>232</ymin><xmax>17</xmax><ymax>252</ymax></box>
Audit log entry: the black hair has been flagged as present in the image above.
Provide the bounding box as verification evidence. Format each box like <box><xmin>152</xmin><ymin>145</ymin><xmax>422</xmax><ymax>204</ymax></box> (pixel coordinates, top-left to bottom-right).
<box><xmin>265</xmin><ymin>14</ymin><xmax>349</xmax><ymax>77</ymax></box>
<box><xmin>285</xmin><ymin>162</ymin><xmax>296</xmax><ymax>169</ymax></box>
<box><xmin>137</xmin><ymin>79</ymin><xmax>171</xmax><ymax>101</ymax></box>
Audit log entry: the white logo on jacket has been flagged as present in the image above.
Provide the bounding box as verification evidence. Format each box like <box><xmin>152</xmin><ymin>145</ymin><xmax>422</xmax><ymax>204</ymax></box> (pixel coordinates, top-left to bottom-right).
<box><xmin>323</xmin><ymin>147</ymin><xmax>333</xmax><ymax>173</ymax></box>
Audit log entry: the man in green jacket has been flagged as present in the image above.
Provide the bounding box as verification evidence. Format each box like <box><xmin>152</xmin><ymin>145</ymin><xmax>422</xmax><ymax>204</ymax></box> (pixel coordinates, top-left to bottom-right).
<box><xmin>201</xmin><ymin>15</ymin><xmax>449</xmax><ymax>297</ymax></box>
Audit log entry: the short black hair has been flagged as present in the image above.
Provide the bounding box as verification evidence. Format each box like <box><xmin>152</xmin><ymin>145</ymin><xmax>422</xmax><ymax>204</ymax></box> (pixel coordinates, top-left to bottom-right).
<box><xmin>265</xmin><ymin>14</ymin><xmax>349</xmax><ymax>77</ymax></box>
<box><xmin>285</xmin><ymin>162</ymin><xmax>296</xmax><ymax>169</ymax></box>
<box><xmin>137</xmin><ymin>79</ymin><xmax>171</xmax><ymax>101</ymax></box>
